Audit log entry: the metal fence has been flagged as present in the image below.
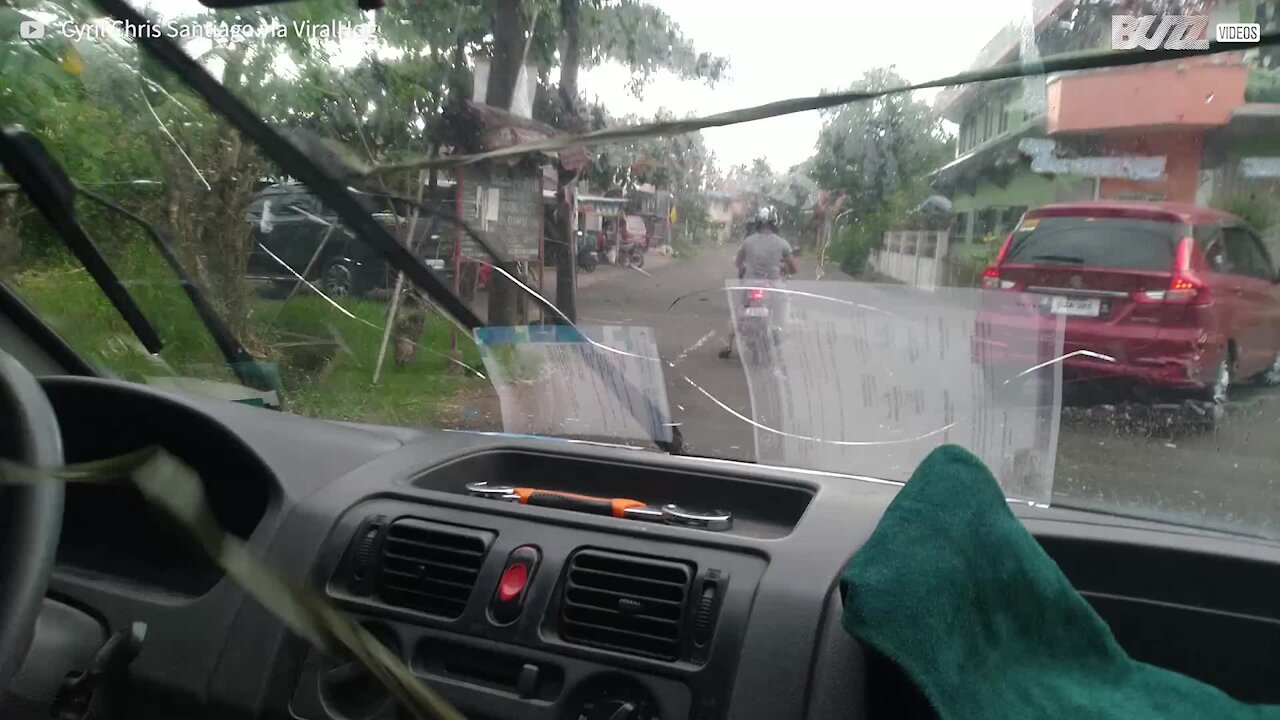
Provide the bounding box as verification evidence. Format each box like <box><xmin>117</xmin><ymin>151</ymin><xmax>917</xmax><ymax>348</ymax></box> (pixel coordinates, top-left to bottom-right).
<box><xmin>870</xmin><ymin>230</ymin><xmax>949</xmax><ymax>289</ymax></box>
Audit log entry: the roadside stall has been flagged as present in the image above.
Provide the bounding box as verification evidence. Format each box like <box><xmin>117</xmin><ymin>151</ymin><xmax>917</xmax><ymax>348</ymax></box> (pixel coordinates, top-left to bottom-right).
<box><xmin>434</xmin><ymin>101</ymin><xmax>589</xmax><ymax>321</ymax></box>
<box><xmin>628</xmin><ymin>184</ymin><xmax>674</xmax><ymax>250</ymax></box>
<box><xmin>577</xmin><ymin>194</ymin><xmax>628</xmax><ymax>264</ymax></box>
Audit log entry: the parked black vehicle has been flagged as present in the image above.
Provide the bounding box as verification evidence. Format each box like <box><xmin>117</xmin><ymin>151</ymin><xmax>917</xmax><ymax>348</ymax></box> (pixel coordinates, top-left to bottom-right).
<box><xmin>245</xmin><ymin>184</ymin><xmax>455</xmax><ymax>297</ymax></box>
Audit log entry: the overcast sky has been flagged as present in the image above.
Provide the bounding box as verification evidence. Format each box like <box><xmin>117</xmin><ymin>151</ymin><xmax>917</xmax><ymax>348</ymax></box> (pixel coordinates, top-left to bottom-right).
<box><xmin>137</xmin><ymin>0</ymin><xmax>1036</xmax><ymax>172</ymax></box>
<box><xmin>581</xmin><ymin>0</ymin><xmax>1035</xmax><ymax>171</ymax></box>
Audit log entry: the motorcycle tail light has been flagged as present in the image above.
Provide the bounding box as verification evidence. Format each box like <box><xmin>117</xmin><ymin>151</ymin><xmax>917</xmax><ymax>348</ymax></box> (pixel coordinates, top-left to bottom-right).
<box><xmin>748</xmin><ymin>288</ymin><xmax>766</xmax><ymax>304</ymax></box>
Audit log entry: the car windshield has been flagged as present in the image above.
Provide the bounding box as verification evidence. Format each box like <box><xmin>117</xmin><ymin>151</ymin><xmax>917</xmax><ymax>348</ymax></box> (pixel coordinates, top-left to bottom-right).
<box><xmin>5</xmin><ymin>0</ymin><xmax>1280</xmax><ymax>540</ymax></box>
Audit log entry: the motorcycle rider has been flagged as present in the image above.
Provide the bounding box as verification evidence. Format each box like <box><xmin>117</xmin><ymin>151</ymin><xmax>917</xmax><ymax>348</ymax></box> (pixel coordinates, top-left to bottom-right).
<box><xmin>719</xmin><ymin>206</ymin><xmax>797</xmax><ymax>359</ymax></box>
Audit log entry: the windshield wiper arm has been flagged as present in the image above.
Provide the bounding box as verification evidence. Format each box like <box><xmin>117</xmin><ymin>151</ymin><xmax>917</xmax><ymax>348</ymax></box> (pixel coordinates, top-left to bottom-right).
<box><xmin>93</xmin><ymin>0</ymin><xmax>684</xmax><ymax>455</ymax></box>
<box><xmin>0</xmin><ymin>127</ymin><xmax>163</xmax><ymax>354</ymax></box>
<box><xmin>92</xmin><ymin>0</ymin><xmax>482</xmax><ymax>330</ymax></box>
<box><xmin>76</xmin><ymin>187</ymin><xmax>277</xmax><ymax>394</ymax></box>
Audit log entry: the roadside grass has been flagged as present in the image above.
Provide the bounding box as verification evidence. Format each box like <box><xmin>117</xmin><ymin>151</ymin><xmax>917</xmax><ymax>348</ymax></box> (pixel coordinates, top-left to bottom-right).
<box><xmin>7</xmin><ymin>249</ymin><xmax>491</xmax><ymax>428</ymax></box>
<box><xmin>264</xmin><ymin>293</ymin><xmax>490</xmax><ymax>426</ymax></box>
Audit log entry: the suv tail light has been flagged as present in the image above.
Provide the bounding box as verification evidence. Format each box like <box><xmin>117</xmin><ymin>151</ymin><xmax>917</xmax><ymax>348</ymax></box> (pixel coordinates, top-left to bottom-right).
<box><xmin>1133</xmin><ymin>237</ymin><xmax>1211</xmax><ymax>306</ymax></box>
<box><xmin>1164</xmin><ymin>272</ymin><xmax>1209</xmax><ymax>304</ymax></box>
<box><xmin>981</xmin><ymin>232</ymin><xmax>1017</xmax><ymax>290</ymax></box>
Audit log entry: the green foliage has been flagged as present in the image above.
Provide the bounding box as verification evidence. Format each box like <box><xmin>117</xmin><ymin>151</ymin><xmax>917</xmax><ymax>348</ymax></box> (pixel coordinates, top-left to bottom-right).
<box><xmin>1214</xmin><ymin>192</ymin><xmax>1279</xmax><ymax>231</ymax></box>
<box><xmin>584</xmin><ymin>108</ymin><xmax>722</xmax><ymax>244</ymax></box>
<box><xmin>7</xmin><ymin>256</ymin><xmax>485</xmax><ymax>426</ymax></box>
<box><xmin>830</xmin><ymin>191</ymin><xmax>914</xmax><ymax>276</ymax></box>
<box><xmin>1246</xmin><ymin>67</ymin><xmax>1280</xmax><ymax>104</ymax></box>
<box><xmin>0</xmin><ymin>0</ymin><xmax>725</xmax><ymax>427</ymax></box>
<box><xmin>579</xmin><ymin>0</ymin><xmax>727</xmax><ymax>96</ymax></box>
<box><xmin>807</xmin><ymin>67</ymin><xmax>953</xmax><ymax>270</ymax></box>
<box><xmin>587</xmin><ymin>110</ymin><xmax>719</xmax><ymax>192</ymax></box>
<box><xmin>724</xmin><ymin>157</ymin><xmax>815</xmax><ymax>240</ymax></box>
<box><xmin>810</xmin><ymin>68</ymin><xmax>951</xmax><ymax>219</ymax></box>
<box><xmin>267</xmin><ymin>296</ymin><xmax>487</xmax><ymax>425</ymax></box>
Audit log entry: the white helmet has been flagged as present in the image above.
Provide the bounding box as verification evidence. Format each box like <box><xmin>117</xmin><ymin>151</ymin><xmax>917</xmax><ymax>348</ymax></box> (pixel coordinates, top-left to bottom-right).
<box><xmin>754</xmin><ymin>206</ymin><xmax>779</xmax><ymax>230</ymax></box>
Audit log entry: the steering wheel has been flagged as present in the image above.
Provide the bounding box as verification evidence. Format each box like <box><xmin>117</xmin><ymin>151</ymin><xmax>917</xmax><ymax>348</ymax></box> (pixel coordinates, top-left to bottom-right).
<box><xmin>0</xmin><ymin>351</ymin><xmax>64</xmax><ymax>689</ymax></box>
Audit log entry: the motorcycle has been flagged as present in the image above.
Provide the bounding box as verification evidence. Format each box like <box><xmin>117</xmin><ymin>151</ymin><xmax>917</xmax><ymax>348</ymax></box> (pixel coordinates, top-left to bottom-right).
<box><xmin>576</xmin><ymin>242</ymin><xmax>598</xmax><ymax>272</ymax></box>
<box><xmin>618</xmin><ymin>242</ymin><xmax>646</xmax><ymax>269</ymax></box>
<box><xmin>737</xmin><ymin>282</ymin><xmax>782</xmax><ymax>366</ymax></box>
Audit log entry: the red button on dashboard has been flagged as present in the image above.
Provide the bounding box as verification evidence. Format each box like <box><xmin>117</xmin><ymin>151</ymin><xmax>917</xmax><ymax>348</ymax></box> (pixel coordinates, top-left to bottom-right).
<box><xmin>498</xmin><ymin>563</ymin><xmax>528</xmax><ymax>602</ymax></box>
<box><xmin>490</xmin><ymin>545</ymin><xmax>540</xmax><ymax>625</ymax></box>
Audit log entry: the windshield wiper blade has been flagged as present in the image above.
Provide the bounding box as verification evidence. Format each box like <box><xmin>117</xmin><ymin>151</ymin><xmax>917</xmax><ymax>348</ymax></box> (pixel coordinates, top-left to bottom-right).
<box><xmin>0</xmin><ymin>127</ymin><xmax>163</xmax><ymax>354</ymax></box>
<box><xmin>76</xmin><ymin>187</ymin><xmax>277</xmax><ymax>395</ymax></box>
<box><xmin>92</xmin><ymin>0</ymin><xmax>482</xmax><ymax>331</ymax></box>
<box><xmin>93</xmin><ymin>0</ymin><xmax>684</xmax><ymax>456</ymax></box>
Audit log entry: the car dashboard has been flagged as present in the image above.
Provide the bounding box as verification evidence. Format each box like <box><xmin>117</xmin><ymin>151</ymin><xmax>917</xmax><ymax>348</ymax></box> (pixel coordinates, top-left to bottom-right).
<box><xmin>27</xmin><ymin>376</ymin><xmax>1280</xmax><ymax>720</ymax></box>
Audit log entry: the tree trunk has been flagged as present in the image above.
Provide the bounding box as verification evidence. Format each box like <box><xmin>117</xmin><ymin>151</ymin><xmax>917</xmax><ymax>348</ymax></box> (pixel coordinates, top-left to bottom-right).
<box><xmin>559</xmin><ymin>0</ymin><xmax>581</xmax><ymax>118</ymax></box>
<box><xmin>450</xmin><ymin>35</ymin><xmax>470</xmax><ymax>103</ymax></box>
<box><xmin>552</xmin><ymin>0</ymin><xmax>582</xmax><ymax>323</ymax></box>
<box><xmin>0</xmin><ymin>194</ymin><xmax>23</xmax><ymax>268</ymax></box>
<box><xmin>485</xmin><ymin>0</ymin><xmax>527</xmax><ymax>328</ymax></box>
<box><xmin>486</xmin><ymin>0</ymin><xmax>525</xmax><ymax>111</ymax></box>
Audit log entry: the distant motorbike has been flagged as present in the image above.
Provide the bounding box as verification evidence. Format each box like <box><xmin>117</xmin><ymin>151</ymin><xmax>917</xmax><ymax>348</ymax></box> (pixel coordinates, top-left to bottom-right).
<box><xmin>618</xmin><ymin>242</ymin><xmax>646</xmax><ymax>269</ymax></box>
<box><xmin>576</xmin><ymin>243</ymin><xmax>598</xmax><ymax>272</ymax></box>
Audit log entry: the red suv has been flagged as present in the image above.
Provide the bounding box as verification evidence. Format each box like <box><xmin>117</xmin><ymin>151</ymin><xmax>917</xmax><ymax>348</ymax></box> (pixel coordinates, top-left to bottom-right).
<box><xmin>981</xmin><ymin>201</ymin><xmax>1280</xmax><ymax>403</ymax></box>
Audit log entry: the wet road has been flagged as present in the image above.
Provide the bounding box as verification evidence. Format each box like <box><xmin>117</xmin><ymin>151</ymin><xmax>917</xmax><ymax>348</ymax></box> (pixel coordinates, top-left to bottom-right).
<box><xmin>571</xmin><ymin>246</ymin><xmax>1280</xmax><ymax>541</ymax></box>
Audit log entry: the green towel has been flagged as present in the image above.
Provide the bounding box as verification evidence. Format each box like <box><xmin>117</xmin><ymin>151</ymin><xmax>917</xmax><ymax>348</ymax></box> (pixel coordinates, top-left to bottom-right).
<box><xmin>839</xmin><ymin>444</ymin><xmax>1279</xmax><ymax>720</ymax></box>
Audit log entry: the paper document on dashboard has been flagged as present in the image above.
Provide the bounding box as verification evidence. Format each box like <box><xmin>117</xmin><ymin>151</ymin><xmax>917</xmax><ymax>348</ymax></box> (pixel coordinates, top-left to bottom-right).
<box><xmin>733</xmin><ymin>281</ymin><xmax>1064</xmax><ymax>505</ymax></box>
<box><xmin>473</xmin><ymin>325</ymin><xmax>673</xmax><ymax>445</ymax></box>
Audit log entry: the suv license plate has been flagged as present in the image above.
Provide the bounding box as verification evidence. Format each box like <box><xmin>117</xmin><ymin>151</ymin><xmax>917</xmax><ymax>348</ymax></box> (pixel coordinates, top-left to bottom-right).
<box><xmin>1049</xmin><ymin>296</ymin><xmax>1100</xmax><ymax>317</ymax></box>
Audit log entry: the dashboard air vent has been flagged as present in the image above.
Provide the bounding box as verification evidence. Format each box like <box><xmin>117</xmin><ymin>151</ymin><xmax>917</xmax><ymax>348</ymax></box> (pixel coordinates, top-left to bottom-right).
<box><xmin>375</xmin><ymin>518</ymin><xmax>494</xmax><ymax>619</ymax></box>
<box><xmin>560</xmin><ymin>549</ymin><xmax>694</xmax><ymax>660</ymax></box>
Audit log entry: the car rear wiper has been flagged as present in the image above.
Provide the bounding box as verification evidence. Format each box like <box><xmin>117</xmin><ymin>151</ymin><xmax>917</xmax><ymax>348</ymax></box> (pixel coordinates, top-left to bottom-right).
<box><xmin>1030</xmin><ymin>254</ymin><xmax>1086</xmax><ymax>264</ymax></box>
<box><xmin>0</xmin><ymin>127</ymin><xmax>163</xmax><ymax>354</ymax></box>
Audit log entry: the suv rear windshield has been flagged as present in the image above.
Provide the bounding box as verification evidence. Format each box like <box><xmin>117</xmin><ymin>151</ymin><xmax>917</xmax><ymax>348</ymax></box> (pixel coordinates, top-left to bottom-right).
<box><xmin>1004</xmin><ymin>216</ymin><xmax>1179</xmax><ymax>271</ymax></box>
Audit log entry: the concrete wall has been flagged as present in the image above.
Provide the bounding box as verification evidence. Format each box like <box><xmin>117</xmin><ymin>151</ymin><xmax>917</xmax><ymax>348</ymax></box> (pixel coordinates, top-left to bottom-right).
<box><xmin>1048</xmin><ymin>59</ymin><xmax>1248</xmax><ymax>134</ymax></box>
<box><xmin>1098</xmin><ymin>130</ymin><xmax>1204</xmax><ymax>202</ymax></box>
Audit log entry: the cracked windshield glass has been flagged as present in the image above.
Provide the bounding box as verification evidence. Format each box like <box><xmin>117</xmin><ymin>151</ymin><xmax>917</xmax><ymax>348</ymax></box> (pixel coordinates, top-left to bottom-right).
<box><xmin>5</xmin><ymin>0</ymin><xmax>1280</xmax><ymax>536</ymax></box>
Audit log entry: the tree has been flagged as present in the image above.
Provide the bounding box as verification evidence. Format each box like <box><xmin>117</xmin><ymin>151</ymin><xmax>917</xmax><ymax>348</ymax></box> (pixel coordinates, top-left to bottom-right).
<box><xmin>810</xmin><ymin>68</ymin><xmax>951</xmax><ymax>217</ymax></box>
<box><xmin>488</xmin><ymin>0</ymin><xmax>726</xmax><ymax>322</ymax></box>
<box><xmin>587</xmin><ymin>111</ymin><xmax>718</xmax><ymax>192</ymax></box>
<box><xmin>552</xmin><ymin>0</ymin><xmax>584</xmax><ymax>321</ymax></box>
<box><xmin>721</xmin><ymin>157</ymin><xmax>815</xmax><ymax>241</ymax></box>
<box><xmin>581</xmin><ymin>109</ymin><xmax>722</xmax><ymax>247</ymax></box>
<box><xmin>1</xmin><ymin>0</ymin><xmax>726</xmax><ymax>327</ymax></box>
<box><xmin>477</xmin><ymin>0</ymin><xmax>530</xmax><ymax>328</ymax></box>
<box><xmin>809</xmin><ymin>67</ymin><xmax>952</xmax><ymax>273</ymax></box>
<box><xmin>577</xmin><ymin>0</ymin><xmax>727</xmax><ymax>96</ymax></box>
